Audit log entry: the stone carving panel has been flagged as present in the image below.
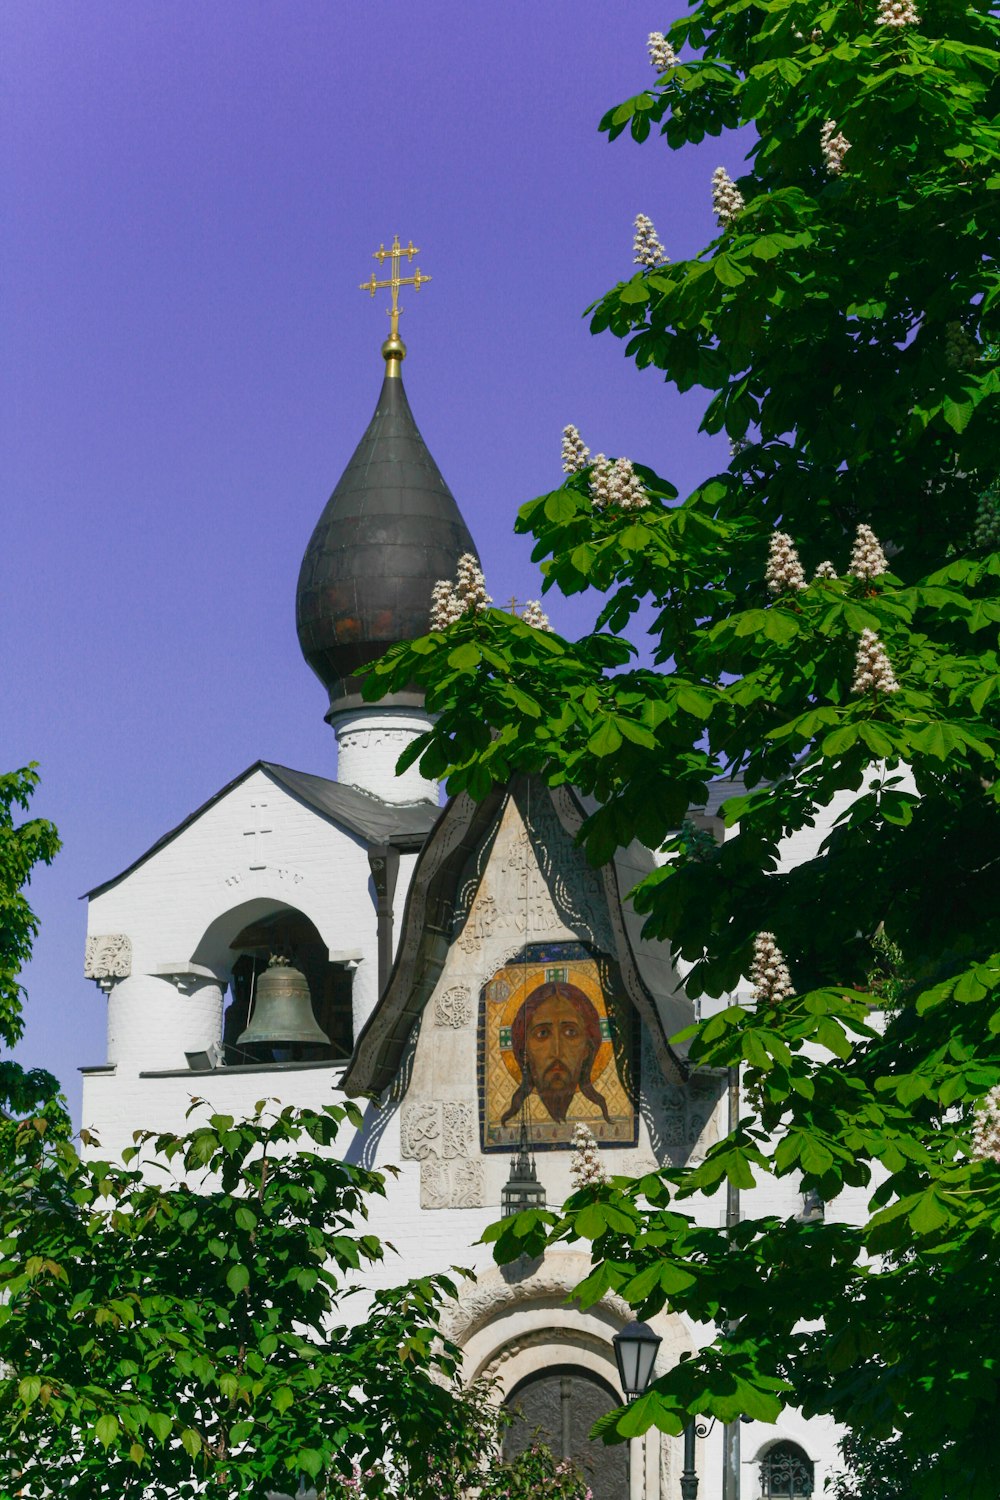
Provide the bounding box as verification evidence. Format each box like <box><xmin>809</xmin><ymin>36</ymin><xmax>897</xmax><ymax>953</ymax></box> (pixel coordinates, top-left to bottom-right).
<box><xmin>457</xmin><ymin>893</ymin><xmax>500</xmax><ymax>953</ymax></box>
<box><xmin>642</xmin><ymin>1075</ymin><xmax>723</xmax><ymax>1163</ymax></box>
<box><xmin>419</xmin><ymin>1160</ymin><xmax>451</xmax><ymax>1210</ymax></box>
<box><xmin>403</xmin><ymin>1100</ymin><xmax>475</xmax><ymax>1163</ymax></box>
<box><xmin>400</xmin><ymin>1102</ymin><xmax>441</xmax><ymax>1161</ymax></box>
<box><xmin>434</xmin><ymin>985</ymin><xmax>471</xmax><ymax>1029</ymax></box>
<box><xmin>452</xmin><ymin>1158</ymin><xmax>485</xmax><ymax>1206</ymax></box>
<box><xmin>419</xmin><ymin>1157</ymin><xmax>485</xmax><ymax>1209</ymax></box>
<box><xmin>442</xmin><ymin>1100</ymin><xmax>474</xmax><ymax>1158</ymax></box>
<box><xmin>84</xmin><ymin>933</ymin><xmax>132</xmax><ymax>981</ymax></box>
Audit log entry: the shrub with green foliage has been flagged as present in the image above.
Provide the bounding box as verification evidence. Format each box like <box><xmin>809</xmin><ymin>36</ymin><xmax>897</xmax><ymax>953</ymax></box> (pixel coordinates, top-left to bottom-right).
<box><xmin>0</xmin><ymin>1100</ymin><xmax>489</xmax><ymax>1499</ymax></box>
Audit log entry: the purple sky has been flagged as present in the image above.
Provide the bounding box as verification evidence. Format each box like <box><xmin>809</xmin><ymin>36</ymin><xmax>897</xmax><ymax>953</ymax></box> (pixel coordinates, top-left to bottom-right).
<box><xmin>4</xmin><ymin>2</ymin><xmax>735</xmax><ymax>1121</ymax></box>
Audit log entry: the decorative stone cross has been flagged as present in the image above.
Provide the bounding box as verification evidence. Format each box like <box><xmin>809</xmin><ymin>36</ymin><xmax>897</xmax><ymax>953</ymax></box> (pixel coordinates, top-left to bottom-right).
<box><xmin>243</xmin><ymin>800</ymin><xmax>271</xmax><ymax>869</ymax></box>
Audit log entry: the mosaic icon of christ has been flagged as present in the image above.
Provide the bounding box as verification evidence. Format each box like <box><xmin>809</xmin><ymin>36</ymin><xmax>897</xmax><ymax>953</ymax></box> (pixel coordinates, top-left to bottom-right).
<box><xmin>500</xmin><ymin>979</ymin><xmax>611</xmax><ymax>1126</ymax></box>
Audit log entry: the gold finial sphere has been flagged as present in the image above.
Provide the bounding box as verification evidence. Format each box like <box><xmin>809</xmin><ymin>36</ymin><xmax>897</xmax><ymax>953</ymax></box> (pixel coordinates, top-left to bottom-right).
<box><xmin>381</xmin><ymin>333</ymin><xmax>407</xmax><ymax>366</ymax></box>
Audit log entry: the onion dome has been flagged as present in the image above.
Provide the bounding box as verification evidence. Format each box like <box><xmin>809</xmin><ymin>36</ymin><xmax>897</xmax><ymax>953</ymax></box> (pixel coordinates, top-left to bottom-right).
<box><xmin>296</xmin><ymin>357</ymin><xmax>478</xmax><ymax>716</ymax></box>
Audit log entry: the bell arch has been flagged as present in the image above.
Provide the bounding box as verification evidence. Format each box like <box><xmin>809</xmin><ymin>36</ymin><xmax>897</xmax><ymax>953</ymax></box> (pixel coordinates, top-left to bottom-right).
<box><xmin>190</xmin><ymin>897</ymin><xmax>355</xmax><ymax>1064</ymax></box>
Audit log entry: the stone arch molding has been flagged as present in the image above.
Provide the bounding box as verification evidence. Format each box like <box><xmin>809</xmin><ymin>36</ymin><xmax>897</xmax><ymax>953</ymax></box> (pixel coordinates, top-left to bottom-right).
<box><xmin>443</xmin><ymin>1252</ymin><xmax>691</xmax><ymax>1497</ymax></box>
<box><xmin>190</xmin><ymin>895</ymin><xmax>337</xmax><ymax>976</ymax></box>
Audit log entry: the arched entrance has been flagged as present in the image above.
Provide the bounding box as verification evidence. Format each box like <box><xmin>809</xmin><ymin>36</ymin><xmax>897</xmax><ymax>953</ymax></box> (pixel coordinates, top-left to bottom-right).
<box><xmin>503</xmin><ymin>1364</ymin><xmax>628</xmax><ymax>1500</ymax></box>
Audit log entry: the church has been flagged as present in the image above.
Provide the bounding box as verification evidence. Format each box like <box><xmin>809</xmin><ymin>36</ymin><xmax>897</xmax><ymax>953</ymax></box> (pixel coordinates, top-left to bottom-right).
<box><xmin>79</xmin><ymin>239</ymin><xmax>845</xmax><ymax>1500</ymax></box>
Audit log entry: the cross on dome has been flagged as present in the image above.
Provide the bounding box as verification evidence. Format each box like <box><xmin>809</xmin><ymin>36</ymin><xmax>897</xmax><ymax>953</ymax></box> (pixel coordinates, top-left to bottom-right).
<box><xmin>359</xmin><ymin>234</ymin><xmax>432</xmax><ymax>374</ymax></box>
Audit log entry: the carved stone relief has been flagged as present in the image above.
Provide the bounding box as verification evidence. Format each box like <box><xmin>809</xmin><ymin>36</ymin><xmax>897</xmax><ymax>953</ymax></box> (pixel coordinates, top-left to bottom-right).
<box><xmin>400</xmin><ymin>1102</ymin><xmax>441</xmax><ymax>1161</ymax></box>
<box><xmin>84</xmin><ymin>933</ymin><xmax>132</xmax><ymax>981</ymax></box>
<box><xmin>434</xmin><ymin>985</ymin><xmax>471</xmax><ymax>1029</ymax></box>
<box><xmin>401</xmin><ymin>1100</ymin><xmax>474</xmax><ymax>1162</ymax></box>
<box><xmin>419</xmin><ymin>1160</ymin><xmax>451</xmax><ymax>1210</ymax></box>
<box><xmin>442</xmin><ymin>1101</ymin><xmax>474</xmax><ymax>1158</ymax></box>
<box><xmin>641</xmin><ymin>1074</ymin><xmax>723</xmax><ymax>1164</ymax></box>
<box><xmin>452</xmin><ymin>1158</ymin><xmax>485</xmax><ymax>1206</ymax></box>
<box><xmin>419</xmin><ymin>1157</ymin><xmax>485</xmax><ymax>1209</ymax></box>
<box><xmin>457</xmin><ymin>893</ymin><xmax>500</xmax><ymax>953</ymax></box>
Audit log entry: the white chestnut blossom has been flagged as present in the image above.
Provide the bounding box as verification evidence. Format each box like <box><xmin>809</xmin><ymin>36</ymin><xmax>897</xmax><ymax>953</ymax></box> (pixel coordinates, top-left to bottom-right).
<box><xmin>751</xmin><ymin>932</ymin><xmax>795</xmax><ymax>1007</ymax></box>
<box><xmin>521</xmin><ymin>599</ymin><xmax>552</xmax><ymax>631</ymax></box>
<box><xmin>766</xmin><ymin>532</ymin><xmax>807</xmax><ymax>594</ymax></box>
<box><xmin>429</xmin><ymin>579</ymin><xmax>463</xmax><ymax>630</ymax></box>
<box><xmin>562</xmin><ymin>423</ymin><xmax>591</xmax><ymax>474</ymax></box>
<box><xmin>570</xmin><ymin>1123</ymin><xmax>608</xmax><ymax>1189</ymax></box>
<box><xmin>712</xmin><ymin>166</ymin><xmax>745</xmax><ymax>225</ymax></box>
<box><xmin>590</xmin><ymin>455</ymin><xmax>649</xmax><ymax>511</ymax></box>
<box><xmin>876</xmin><ymin>0</ymin><xmax>920</xmax><ymax>25</ymax></box>
<box><xmin>456</xmin><ymin>552</ymin><xmax>492</xmax><ymax>614</ymax></box>
<box><xmin>972</xmin><ymin>1085</ymin><xmax>1000</xmax><ymax>1163</ymax></box>
<box><xmin>821</xmin><ymin>119</ymin><xmax>851</xmax><ymax>175</ymax></box>
<box><xmin>634</xmin><ymin>213</ymin><xmax>668</xmax><ymax>268</ymax></box>
<box><xmin>429</xmin><ymin>554</ymin><xmax>491</xmax><ymax>628</ymax></box>
<box><xmin>852</xmin><ymin>629</ymin><xmax>900</xmax><ymax>695</ymax></box>
<box><xmin>648</xmin><ymin>30</ymin><xmax>679</xmax><ymax>70</ymax></box>
<box><xmin>608</xmin><ymin>456</ymin><xmax>650</xmax><ymax>510</ymax></box>
<box><xmin>589</xmin><ymin>454</ymin><xmax>613</xmax><ymax>508</ymax></box>
<box><xmin>848</xmin><ymin>523</ymin><xmax>889</xmax><ymax>581</ymax></box>
<box><xmin>814</xmin><ymin>560</ymin><xmax>839</xmax><ymax>580</ymax></box>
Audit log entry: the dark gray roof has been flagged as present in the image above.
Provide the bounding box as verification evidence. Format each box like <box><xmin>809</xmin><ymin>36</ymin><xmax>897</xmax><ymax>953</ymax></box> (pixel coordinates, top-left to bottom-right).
<box><xmin>342</xmin><ymin>776</ymin><xmax>694</xmax><ymax>1098</ymax></box>
<box><xmin>266</xmin><ymin>763</ymin><xmax>438</xmax><ymax>847</ymax></box>
<box><xmin>295</xmin><ymin>370</ymin><xmax>479</xmax><ymax>714</ymax></box>
<box><xmin>83</xmin><ymin>761</ymin><xmax>439</xmax><ymax>899</ymax></box>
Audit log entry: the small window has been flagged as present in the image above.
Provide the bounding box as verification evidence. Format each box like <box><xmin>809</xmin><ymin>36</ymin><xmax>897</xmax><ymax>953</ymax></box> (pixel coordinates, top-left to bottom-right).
<box><xmin>760</xmin><ymin>1441</ymin><xmax>815</xmax><ymax>1498</ymax></box>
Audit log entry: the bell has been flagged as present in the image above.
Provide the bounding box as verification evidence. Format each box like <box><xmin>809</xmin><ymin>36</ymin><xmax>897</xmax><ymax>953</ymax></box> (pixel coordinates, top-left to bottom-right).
<box><xmin>237</xmin><ymin>959</ymin><xmax>331</xmax><ymax>1048</ymax></box>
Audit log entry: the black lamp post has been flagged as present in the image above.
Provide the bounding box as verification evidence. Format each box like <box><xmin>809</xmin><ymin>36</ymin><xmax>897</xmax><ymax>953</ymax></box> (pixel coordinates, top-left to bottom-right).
<box><xmin>612</xmin><ymin>1320</ymin><xmax>662</xmax><ymax>1402</ymax></box>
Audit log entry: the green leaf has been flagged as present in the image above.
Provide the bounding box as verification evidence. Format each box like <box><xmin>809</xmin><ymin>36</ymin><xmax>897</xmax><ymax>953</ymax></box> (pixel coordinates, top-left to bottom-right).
<box><xmin>448</xmin><ymin>642</ymin><xmax>482</xmax><ymax>671</ymax></box>
<box><xmin>147</xmin><ymin>1412</ymin><xmax>171</xmax><ymax>1444</ymax></box>
<box><xmin>714</xmin><ymin>253</ymin><xmax>747</xmax><ymax>286</ymax></box>
<box><xmin>909</xmin><ymin>1192</ymin><xmax>949</xmax><ymax>1234</ymax></box>
<box><xmin>180</xmin><ymin>1428</ymin><xmax>202</xmax><ymax>1458</ymax></box>
<box><xmin>95</xmin><ymin>1414</ymin><xmax>119</xmax><ymax>1449</ymax></box>
<box><xmin>588</xmin><ymin>718</ymin><xmax>624</xmax><ymax>756</ymax></box>
<box><xmin>822</xmin><ymin>724</ymin><xmax>861</xmax><ymax>756</ymax></box>
<box><xmin>226</xmin><ymin>1264</ymin><xmax>250</xmax><ymax>1296</ymax></box>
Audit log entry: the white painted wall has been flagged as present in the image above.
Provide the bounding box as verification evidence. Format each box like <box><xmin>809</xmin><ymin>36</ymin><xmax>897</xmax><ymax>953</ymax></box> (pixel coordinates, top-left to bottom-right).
<box><xmin>332</xmin><ymin>707</ymin><xmax>437</xmax><ymax>805</ymax></box>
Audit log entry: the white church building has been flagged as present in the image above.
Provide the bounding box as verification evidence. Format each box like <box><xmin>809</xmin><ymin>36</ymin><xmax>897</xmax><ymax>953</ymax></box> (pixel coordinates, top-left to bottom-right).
<box><xmin>79</xmin><ymin>305</ymin><xmax>851</xmax><ymax>1499</ymax></box>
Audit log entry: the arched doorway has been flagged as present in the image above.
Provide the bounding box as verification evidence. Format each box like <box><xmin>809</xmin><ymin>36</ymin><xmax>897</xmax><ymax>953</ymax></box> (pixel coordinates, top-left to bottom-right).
<box><xmin>503</xmin><ymin>1364</ymin><xmax>628</xmax><ymax>1500</ymax></box>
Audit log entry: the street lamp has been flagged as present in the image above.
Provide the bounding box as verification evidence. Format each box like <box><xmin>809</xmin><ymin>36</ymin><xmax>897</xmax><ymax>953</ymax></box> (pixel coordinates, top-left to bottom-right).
<box><xmin>612</xmin><ymin>1320</ymin><xmax>662</xmax><ymax>1402</ymax></box>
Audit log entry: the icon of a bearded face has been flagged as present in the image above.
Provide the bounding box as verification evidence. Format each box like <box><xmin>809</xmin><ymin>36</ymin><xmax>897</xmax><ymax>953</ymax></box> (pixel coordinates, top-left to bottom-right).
<box><xmin>500</xmin><ymin>980</ymin><xmax>611</xmax><ymax>1126</ymax></box>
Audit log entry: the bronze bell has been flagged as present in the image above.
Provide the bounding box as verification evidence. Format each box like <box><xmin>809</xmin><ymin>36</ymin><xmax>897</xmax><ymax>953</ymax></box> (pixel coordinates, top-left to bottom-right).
<box><xmin>236</xmin><ymin>958</ymin><xmax>331</xmax><ymax>1048</ymax></box>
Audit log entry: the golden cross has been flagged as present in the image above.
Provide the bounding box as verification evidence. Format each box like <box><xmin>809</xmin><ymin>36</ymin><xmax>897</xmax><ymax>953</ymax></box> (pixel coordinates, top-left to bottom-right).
<box><xmin>360</xmin><ymin>235</ymin><xmax>431</xmax><ymax>347</ymax></box>
<box><xmin>506</xmin><ymin>596</ymin><xmax>523</xmax><ymax>616</ymax></box>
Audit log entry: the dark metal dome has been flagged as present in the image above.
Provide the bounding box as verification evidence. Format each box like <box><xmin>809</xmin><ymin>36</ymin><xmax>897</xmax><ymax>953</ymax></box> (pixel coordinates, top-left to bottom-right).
<box><xmin>296</xmin><ymin>369</ymin><xmax>478</xmax><ymax>714</ymax></box>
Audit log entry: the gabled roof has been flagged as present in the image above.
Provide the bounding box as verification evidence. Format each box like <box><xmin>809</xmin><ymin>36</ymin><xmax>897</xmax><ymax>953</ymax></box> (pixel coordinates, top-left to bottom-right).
<box><xmin>83</xmin><ymin>761</ymin><xmax>439</xmax><ymax>899</ymax></box>
<box><xmin>342</xmin><ymin>775</ymin><xmax>694</xmax><ymax>1098</ymax></box>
